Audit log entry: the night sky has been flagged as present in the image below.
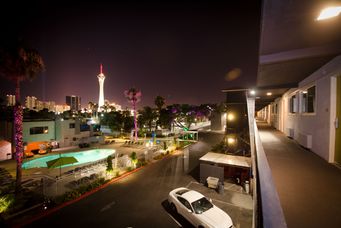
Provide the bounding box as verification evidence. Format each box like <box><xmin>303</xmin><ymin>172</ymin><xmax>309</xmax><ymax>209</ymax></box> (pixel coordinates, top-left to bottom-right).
<box><xmin>0</xmin><ymin>1</ymin><xmax>261</xmax><ymax>108</ymax></box>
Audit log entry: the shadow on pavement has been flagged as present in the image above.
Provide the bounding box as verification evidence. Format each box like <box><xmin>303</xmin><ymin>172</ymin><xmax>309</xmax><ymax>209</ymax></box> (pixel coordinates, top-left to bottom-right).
<box><xmin>161</xmin><ymin>199</ymin><xmax>194</xmax><ymax>228</ymax></box>
<box><xmin>187</xmin><ymin>165</ymin><xmax>200</xmax><ymax>183</ymax></box>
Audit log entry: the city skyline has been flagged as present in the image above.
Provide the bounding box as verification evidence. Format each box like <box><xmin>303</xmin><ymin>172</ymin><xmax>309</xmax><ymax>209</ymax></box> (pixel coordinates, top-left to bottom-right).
<box><xmin>0</xmin><ymin>1</ymin><xmax>261</xmax><ymax>107</ymax></box>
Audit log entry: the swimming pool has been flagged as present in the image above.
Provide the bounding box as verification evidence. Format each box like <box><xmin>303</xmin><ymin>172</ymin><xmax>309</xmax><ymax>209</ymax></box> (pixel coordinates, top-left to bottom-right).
<box><xmin>22</xmin><ymin>149</ymin><xmax>115</xmax><ymax>169</ymax></box>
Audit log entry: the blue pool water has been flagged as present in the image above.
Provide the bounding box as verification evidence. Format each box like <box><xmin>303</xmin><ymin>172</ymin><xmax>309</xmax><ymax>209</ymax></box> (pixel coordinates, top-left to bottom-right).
<box><xmin>22</xmin><ymin>149</ymin><xmax>115</xmax><ymax>169</ymax></box>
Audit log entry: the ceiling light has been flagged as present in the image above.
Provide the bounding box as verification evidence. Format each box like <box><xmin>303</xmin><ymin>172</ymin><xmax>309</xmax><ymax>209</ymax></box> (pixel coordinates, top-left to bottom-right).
<box><xmin>317</xmin><ymin>6</ymin><xmax>341</xmax><ymax>20</ymax></box>
<box><xmin>266</xmin><ymin>92</ymin><xmax>272</xmax><ymax>96</ymax></box>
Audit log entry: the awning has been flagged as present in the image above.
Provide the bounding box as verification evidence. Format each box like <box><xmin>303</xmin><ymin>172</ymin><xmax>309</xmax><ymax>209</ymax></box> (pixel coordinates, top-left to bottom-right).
<box><xmin>199</xmin><ymin>152</ymin><xmax>251</xmax><ymax>168</ymax></box>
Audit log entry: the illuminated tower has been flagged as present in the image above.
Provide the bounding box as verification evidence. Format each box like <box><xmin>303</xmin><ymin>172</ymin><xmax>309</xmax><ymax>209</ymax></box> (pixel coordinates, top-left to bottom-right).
<box><xmin>97</xmin><ymin>64</ymin><xmax>106</xmax><ymax>110</ymax></box>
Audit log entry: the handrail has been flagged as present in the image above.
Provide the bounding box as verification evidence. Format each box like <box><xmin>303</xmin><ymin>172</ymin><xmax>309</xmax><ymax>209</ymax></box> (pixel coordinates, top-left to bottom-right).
<box><xmin>254</xmin><ymin>120</ymin><xmax>287</xmax><ymax>228</ymax></box>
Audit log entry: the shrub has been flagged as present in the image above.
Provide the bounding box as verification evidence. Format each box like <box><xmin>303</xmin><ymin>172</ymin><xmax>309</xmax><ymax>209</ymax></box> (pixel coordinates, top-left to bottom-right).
<box><xmin>130</xmin><ymin>152</ymin><xmax>138</xmax><ymax>169</ymax></box>
<box><xmin>106</xmin><ymin>155</ymin><xmax>113</xmax><ymax>172</ymax></box>
<box><xmin>0</xmin><ymin>194</ymin><xmax>14</xmax><ymax>213</ymax></box>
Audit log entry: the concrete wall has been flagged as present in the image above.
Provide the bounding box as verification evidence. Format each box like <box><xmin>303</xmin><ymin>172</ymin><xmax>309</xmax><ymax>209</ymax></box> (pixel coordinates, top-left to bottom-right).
<box><xmin>210</xmin><ymin>111</ymin><xmax>225</xmax><ymax>131</ymax></box>
<box><xmin>23</xmin><ymin>120</ymin><xmax>55</xmax><ymax>143</ymax></box>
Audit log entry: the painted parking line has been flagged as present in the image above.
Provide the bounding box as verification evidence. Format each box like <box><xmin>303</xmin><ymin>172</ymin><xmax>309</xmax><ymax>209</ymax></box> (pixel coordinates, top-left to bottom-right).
<box><xmin>166</xmin><ymin>213</ymin><xmax>182</xmax><ymax>227</ymax></box>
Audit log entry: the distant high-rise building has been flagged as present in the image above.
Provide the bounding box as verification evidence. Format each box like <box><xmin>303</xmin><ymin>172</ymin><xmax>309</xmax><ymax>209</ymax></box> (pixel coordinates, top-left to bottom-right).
<box><xmin>6</xmin><ymin>95</ymin><xmax>15</xmax><ymax>106</ymax></box>
<box><xmin>25</xmin><ymin>96</ymin><xmax>37</xmax><ymax>110</ymax></box>
<box><xmin>66</xmin><ymin>95</ymin><xmax>81</xmax><ymax>111</ymax></box>
<box><xmin>25</xmin><ymin>96</ymin><xmax>56</xmax><ymax>112</ymax></box>
<box><xmin>55</xmin><ymin>104</ymin><xmax>70</xmax><ymax>113</ymax></box>
<box><xmin>97</xmin><ymin>64</ymin><xmax>106</xmax><ymax>111</ymax></box>
<box><xmin>43</xmin><ymin>101</ymin><xmax>56</xmax><ymax>112</ymax></box>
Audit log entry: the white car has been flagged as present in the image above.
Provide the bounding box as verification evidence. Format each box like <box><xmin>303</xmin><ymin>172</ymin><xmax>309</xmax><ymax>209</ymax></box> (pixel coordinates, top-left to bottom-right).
<box><xmin>168</xmin><ymin>187</ymin><xmax>234</xmax><ymax>228</ymax></box>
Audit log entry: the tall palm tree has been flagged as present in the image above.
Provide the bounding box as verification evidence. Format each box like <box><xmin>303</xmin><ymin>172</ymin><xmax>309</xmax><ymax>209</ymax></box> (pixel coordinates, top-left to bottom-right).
<box><xmin>0</xmin><ymin>42</ymin><xmax>45</xmax><ymax>192</ymax></box>
<box><xmin>124</xmin><ymin>88</ymin><xmax>142</xmax><ymax>142</ymax></box>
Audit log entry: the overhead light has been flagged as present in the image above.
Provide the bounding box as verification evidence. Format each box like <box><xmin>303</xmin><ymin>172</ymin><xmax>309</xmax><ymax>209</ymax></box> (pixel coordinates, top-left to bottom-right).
<box><xmin>266</xmin><ymin>92</ymin><xmax>272</xmax><ymax>96</ymax></box>
<box><xmin>317</xmin><ymin>6</ymin><xmax>341</xmax><ymax>20</ymax></box>
<box><xmin>302</xmin><ymin>91</ymin><xmax>308</xmax><ymax>94</ymax></box>
<box><xmin>249</xmin><ymin>90</ymin><xmax>256</xmax><ymax>95</ymax></box>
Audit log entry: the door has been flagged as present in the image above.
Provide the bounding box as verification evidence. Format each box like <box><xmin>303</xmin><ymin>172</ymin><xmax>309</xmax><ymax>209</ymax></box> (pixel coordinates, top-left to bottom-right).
<box><xmin>335</xmin><ymin>75</ymin><xmax>341</xmax><ymax>165</ymax></box>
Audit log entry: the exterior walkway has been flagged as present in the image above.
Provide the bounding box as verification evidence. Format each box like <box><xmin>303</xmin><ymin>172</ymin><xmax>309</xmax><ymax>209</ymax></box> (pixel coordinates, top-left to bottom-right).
<box><xmin>257</xmin><ymin>121</ymin><xmax>341</xmax><ymax>228</ymax></box>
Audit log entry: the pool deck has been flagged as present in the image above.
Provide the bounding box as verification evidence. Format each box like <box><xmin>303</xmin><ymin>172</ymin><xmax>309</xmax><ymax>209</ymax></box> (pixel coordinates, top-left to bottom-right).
<box><xmin>0</xmin><ymin>140</ymin><xmax>151</xmax><ymax>181</ymax></box>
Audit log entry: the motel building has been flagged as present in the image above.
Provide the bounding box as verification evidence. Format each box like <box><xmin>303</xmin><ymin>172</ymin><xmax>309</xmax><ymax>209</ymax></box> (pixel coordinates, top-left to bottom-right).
<box><xmin>0</xmin><ymin>118</ymin><xmax>94</xmax><ymax>159</ymax></box>
<box><xmin>257</xmin><ymin>55</ymin><xmax>341</xmax><ymax>165</ymax></box>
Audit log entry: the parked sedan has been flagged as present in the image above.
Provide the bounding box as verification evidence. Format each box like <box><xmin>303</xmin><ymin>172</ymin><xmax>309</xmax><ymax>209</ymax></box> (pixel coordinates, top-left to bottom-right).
<box><xmin>168</xmin><ymin>187</ymin><xmax>234</xmax><ymax>228</ymax></box>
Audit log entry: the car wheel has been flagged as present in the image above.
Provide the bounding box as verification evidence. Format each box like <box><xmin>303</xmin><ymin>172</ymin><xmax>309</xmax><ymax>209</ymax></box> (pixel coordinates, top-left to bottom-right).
<box><xmin>170</xmin><ymin>203</ymin><xmax>177</xmax><ymax>213</ymax></box>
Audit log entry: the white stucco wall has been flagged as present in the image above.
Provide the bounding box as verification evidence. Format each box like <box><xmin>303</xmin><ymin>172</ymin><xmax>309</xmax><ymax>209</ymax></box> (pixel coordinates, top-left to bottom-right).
<box><xmin>23</xmin><ymin>121</ymin><xmax>55</xmax><ymax>143</ymax></box>
<box><xmin>55</xmin><ymin>119</ymin><xmax>91</xmax><ymax>147</ymax></box>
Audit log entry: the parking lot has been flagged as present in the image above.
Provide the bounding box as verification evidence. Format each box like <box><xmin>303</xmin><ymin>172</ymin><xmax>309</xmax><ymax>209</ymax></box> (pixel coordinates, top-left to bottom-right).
<box><xmin>162</xmin><ymin>180</ymin><xmax>253</xmax><ymax>228</ymax></box>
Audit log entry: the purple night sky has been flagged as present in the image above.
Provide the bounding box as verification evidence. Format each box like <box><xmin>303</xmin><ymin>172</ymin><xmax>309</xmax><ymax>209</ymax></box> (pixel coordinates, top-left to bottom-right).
<box><xmin>0</xmin><ymin>1</ymin><xmax>261</xmax><ymax>108</ymax></box>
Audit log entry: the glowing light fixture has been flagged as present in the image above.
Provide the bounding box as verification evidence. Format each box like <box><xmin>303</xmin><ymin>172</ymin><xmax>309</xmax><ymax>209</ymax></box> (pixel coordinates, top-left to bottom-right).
<box><xmin>302</xmin><ymin>91</ymin><xmax>308</xmax><ymax>94</ymax></box>
<box><xmin>317</xmin><ymin>6</ymin><xmax>341</xmax><ymax>20</ymax></box>
<box><xmin>266</xmin><ymin>92</ymin><xmax>272</xmax><ymax>96</ymax></box>
<box><xmin>249</xmin><ymin>90</ymin><xmax>256</xmax><ymax>95</ymax></box>
<box><xmin>227</xmin><ymin>113</ymin><xmax>235</xmax><ymax>121</ymax></box>
<box><xmin>227</xmin><ymin>137</ymin><xmax>236</xmax><ymax>145</ymax></box>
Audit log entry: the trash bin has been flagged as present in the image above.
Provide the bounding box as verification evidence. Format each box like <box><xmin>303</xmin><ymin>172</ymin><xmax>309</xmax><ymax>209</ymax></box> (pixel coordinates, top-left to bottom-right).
<box><xmin>244</xmin><ymin>181</ymin><xmax>250</xmax><ymax>194</ymax></box>
<box><xmin>218</xmin><ymin>182</ymin><xmax>224</xmax><ymax>194</ymax></box>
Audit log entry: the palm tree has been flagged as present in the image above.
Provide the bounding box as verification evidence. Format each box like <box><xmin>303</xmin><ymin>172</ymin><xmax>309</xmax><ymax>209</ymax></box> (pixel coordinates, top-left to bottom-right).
<box><xmin>0</xmin><ymin>42</ymin><xmax>45</xmax><ymax>192</ymax></box>
<box><xmin>124</xmin><ymin>88</ymin><xmax>142</xmax><ymax>142</ymax></box>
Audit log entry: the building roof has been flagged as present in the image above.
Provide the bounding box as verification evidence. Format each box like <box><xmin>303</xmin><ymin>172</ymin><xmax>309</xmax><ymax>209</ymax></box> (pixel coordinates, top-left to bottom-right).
<box><xmin>199</xmin><ymin>152</ymin><xmax>251</xmax><ymax>168</ymax></box>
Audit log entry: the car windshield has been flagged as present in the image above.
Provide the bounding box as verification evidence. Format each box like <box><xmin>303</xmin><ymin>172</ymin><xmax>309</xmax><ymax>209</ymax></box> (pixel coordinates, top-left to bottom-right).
<box><xmin>191</xmin><ymin>197</ymin><xmax>213</xmax><ymax>214</ymax></box>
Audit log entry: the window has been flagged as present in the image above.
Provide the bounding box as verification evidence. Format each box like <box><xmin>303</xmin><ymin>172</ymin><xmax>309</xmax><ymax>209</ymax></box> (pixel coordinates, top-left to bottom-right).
<box><xmin>301</xmin><ymin>86</ymin><xmax>316</xmax><ymax>113</ymax></box>
<box><xmin>69</xmin><ymin>123</ymin><xmax>75</xmax><ymax>128</ymax></box>
<box><xmin>80</xmin><ymin>124</ymin><xmax>90</xmax><ymax>132</ymax></box>
<box><xmin>177</xmin><ymin>197</ymin><xmax>192</xmax><ymax>211</ymax></box>
<box><xmin>30</xmin><ymin>126</ymin><xmax>48</xmax><ymax>135</ymax></box>
<box><xmin>289</xmin><ymin>94</ymin><xmax>298</xmax><ymax>113</ymax></box>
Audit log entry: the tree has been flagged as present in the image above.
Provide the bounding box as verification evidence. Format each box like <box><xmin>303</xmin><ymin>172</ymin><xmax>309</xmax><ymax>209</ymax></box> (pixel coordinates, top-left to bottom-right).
<box><xmin>124</xmin><ymin>88</ymin><xmax>142</xmax><ymax>142</ymax></box>
<box><xmin>138</xmin><ymin>106</ymin><xmax>157</xmax><ymax>132</ymax></box>
<box><xmin>154</xmin><ymin>95</ymin><xmax>165</xmax><ymax>111</ymax></box>
<box><xmin>0</xmin><ymin>41</ymin><xmax>45</xmax><ymax>193</ymax></box>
